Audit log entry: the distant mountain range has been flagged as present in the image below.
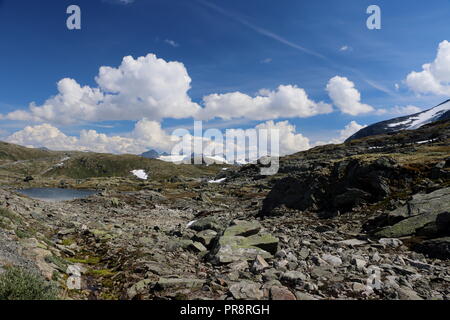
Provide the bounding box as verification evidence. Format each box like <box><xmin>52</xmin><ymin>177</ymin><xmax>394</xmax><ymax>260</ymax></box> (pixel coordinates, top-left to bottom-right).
<box><xmin>347</xmin><ymin>100</ymin><xmax>450</xmax><ymax>141</ymax></box>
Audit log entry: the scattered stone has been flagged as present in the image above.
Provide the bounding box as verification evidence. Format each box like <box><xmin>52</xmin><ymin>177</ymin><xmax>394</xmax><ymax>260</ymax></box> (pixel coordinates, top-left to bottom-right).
<box><xmin>281</xmin><ymin>271</ymin><xmax>307</xmax><ymax>283</ymax></box>
<box><xmin>154</xmin><ymin>278</ymin><xmax>205</xmax><ymax>291</ymax></box>
<box><xmin>338</xmin><ymin>239</ymin><xmax>367</xmax><ymax>247</ymax></box>
<box><xmin>295</xmin><ymin>292</ymin><xmax>318</xmax><ymax>300</ymax></box>
<box><xmin>379</xmin><ymin>238</ymin><xmax>403</xmax><ymax>248</ymax></box>
<box><xmin>251</xmin><ymin>255</ymin><xmax>270</xmax><ymax>273</ymax></box>
<box><xmin>397</xmin><ymin>287</ymin><xmax>423</xmax><ymax>300</ymax></box>
<box><xmin>229</xmin><ymin>281</ymin><xmax>264</xmax><ymax>300</ymax></box>
<box><xmin>270</xmin><ymin>286</ymin><xmax>296</xmax><ymax>300</ymax></box>
<box><xmin>322</xmin><ymin>254</ymin><xmax>343</xmax><ymax>267</ymax></box>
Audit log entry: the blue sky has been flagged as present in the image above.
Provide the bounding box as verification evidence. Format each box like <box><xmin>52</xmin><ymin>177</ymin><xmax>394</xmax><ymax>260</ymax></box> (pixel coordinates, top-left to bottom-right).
<box><xmin>0</xmin><ymin>0</ymin><xmax>449</xmax><ymax>153</ymax></box>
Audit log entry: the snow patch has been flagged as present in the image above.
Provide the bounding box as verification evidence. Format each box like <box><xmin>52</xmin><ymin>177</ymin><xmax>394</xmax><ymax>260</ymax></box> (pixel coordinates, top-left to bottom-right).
<box><xmin>208</xmin><ymin>178</ymin><xmax>226</xmax><ymax>184</ymax></box>
<box><xmin>186</xmin><ymin>220</ymin><xmax>197</xmax><ymax>228</ymax></box>
<box><xmin>131</xmin><ymin>169</ymin><xmax>148</xmax><ymax>180</ymax></box>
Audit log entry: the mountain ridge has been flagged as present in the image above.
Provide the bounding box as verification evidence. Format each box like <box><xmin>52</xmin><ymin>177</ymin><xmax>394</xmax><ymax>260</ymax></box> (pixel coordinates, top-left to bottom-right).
<box><xmin>347</xmin><ymin>100</ymin><xmax>450</xmax><ymax>142</ymax></box>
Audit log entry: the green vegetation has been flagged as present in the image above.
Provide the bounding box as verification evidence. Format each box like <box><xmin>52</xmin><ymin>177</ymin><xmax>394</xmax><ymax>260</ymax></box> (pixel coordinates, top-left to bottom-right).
<box><xmin>0</xmin><ymin>141</ymin><xmax>56</xmax><ymax>162</ymax></box>
<box><xmin>45</xmin><ymin>153</ymin><xmax>222</xmax><ymax>180</ymax></box>
<box><xmin>45</xmin><ymin>255</ymin><xmax>69</xmax><ymax>271</ymax></box>
<box><xmin>0</xmin><ymin>267</ymin><xmax>59</xmax><ymax>300</ymax></box>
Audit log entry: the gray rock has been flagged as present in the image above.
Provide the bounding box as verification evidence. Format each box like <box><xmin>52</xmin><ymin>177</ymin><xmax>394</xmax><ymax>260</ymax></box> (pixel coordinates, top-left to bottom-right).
<box><xmin>229</xmin><ymin>281</ymin><xmax>264</xmax><ymax>300</ymax></box>
<box><xmin>295</xmin><ymin>292</ymin><xmax>318</xmax><ymax>300</ymax></box>
<box><xmin>379</xmin><ymin>238</ymin><xmax>403</xmax><ymax>248</ymax></box>
<box><xmin>192</xmin><ymin>230</ymin><xmax>217</xmax><ymax>248</ymax></box>
<box><xmin>397</xmin><ymin>286</ymin><xmax>423</xmax><ymax>300</ymax></box>
<box><xmin>251</xmin><ymin>255</ymin><xmax>270</xmax><ymax>273</ymax></box>
<box><xmin>154</xmin><ymin>278</ymin><xmax>205</xmax><ymax>290</ymax></box>
<box><xmin>322</xmin><ymin>254</ymin><xmax>343</xmax><ymax>267</ymax></box>
<box><xmin>127</xmin><ymin>279</ymin><xmax>152</xmax><ymax>299</ymax></box>
<box><xmin>188</xmin><ymin>241</ymin><xmax>208</xmax><ymax>253</ymax></box>
<box><xmin>189</xmin><ymin>216</ymin><xmax>221</xmax><ymax>232</ymax></box>
<box><xmin>281</xmin><ymin>271</ymin><xmax>307</xmax><ymax>283</ymax></box>
<box><xmin>270</xmin><ymin>286</ymin><xmax>296</xmax><ymax>300</ymax></box>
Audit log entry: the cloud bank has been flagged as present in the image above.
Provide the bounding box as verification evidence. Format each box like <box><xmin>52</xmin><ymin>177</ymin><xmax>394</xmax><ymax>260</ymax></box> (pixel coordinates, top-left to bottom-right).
<box><xmin>406</xmin><ymin>40</ymin><xmax>450</xmax><ymax>96</ymax></box>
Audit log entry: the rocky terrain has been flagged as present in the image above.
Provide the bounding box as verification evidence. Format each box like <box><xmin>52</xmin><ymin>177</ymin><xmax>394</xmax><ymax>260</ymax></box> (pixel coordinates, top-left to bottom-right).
<box><xmin>0</xmin><ymin>119</ymin><xmax>449</xmax><ymax>300</ymax></box>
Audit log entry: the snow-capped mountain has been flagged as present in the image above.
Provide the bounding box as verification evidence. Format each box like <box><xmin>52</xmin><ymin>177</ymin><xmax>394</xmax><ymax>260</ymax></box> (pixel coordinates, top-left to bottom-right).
<box><xmin>347</xmin><ymin>100</ymin><xmax>450</xmax><ymax>141</ymax></box>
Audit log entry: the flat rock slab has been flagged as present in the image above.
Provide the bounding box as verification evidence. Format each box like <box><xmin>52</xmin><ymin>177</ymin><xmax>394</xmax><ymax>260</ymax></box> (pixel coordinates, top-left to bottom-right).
<box><xmin>223</xmin><ymin>221</ymin><xmax>262</xmax><ymax>237</ymax></box>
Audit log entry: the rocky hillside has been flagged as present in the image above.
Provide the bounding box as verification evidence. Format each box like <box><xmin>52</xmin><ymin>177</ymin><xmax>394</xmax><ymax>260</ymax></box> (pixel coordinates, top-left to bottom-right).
<box><xmin>0</xmin><ymin>120</ymin><xmax>449</xmax><ymax>301</ymax></box>
<box><xmin>0</xmin><ymin>143</ymin><xmax>223</xmax><ymax>191</ymax></box>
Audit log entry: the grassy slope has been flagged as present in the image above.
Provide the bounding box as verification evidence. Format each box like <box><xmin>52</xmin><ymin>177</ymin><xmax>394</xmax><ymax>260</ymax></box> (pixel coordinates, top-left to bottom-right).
<box><xmin>45</xmin><ymin>153</ymin><xmax>222</xmax><ymax>180</ymax></box>
<box><xmin>0</xmin><ymin>141</ymin><xmax>60</xmax><ymax>162</ymax></box>
<box><xmin>0</xmin><ymin>141</ymin><xmax>223</xmax><ymax>184</ymax></box>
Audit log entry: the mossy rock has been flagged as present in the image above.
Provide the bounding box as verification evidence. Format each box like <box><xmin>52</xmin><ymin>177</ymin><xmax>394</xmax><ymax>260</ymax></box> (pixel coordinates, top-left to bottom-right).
<box><xmin>223</xmin><ymin>221</ymin><xmax>262</xmax><ymax>237</ymax></box>
<box><xmin>213</xmin><ymin>235</ymin><xmax>276</xmax><ymax>264</ymax></box>
<box><xmin>375</xmin><ymin>212</ymin><xmax>441</xmax><ymax>238</ymax></box>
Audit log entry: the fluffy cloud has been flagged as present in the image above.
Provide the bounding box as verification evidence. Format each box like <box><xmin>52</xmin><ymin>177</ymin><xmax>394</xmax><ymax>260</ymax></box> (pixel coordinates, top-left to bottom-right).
<box><xmin>406</xmin><ymin>40</ymin><xmax>450</xmax><ymax>96</ymax></box>
<box><xmin>326</xmin><ymin>76</ymin><xmax>374</xmax><ymax>116</ymax></box>
<box><xmin>5</xmin><ymin>120</ymin><xmax>176</xmax><ymax>154</ymax></box>
<box><xmin>4</xmin><ymin>54</ymin><xmax>336</xmax><ymax>125</ymax></box>
<box><xmin>197</xmin><ymin>85</ymin><xmax>333</xmax><ymax>121</ymax></box>
<box><xmin>5</xmin><ymin>54</ymin><xmax>200</xmax><ymax>124</ymax></box>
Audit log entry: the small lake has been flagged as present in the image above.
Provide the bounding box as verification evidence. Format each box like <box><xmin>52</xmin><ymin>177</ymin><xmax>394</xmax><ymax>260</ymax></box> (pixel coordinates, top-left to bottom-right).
<box><xmin>17</xmin><ymin>188</ymin><xmax>98</xmax><ymax>202</ymax></box>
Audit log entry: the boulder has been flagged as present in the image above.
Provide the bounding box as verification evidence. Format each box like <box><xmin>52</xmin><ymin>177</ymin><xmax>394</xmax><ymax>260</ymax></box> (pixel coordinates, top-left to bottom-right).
<box><xmin>211</xmin><ymin>235</ymin><xmax>274</xmax><ymax>264</ymax></box>
<box><xmin>388</xmin><ymin>188</ymin><xmax>450</xmax><ymax>220</ymax></box>
<box><xmin>229</xmin><ymin>281</ymin><xmax>264</xmax><ymax>300</ymax></box>
<box><xmin>189</xmin><ymin>216</ymin><xmax>221</xmax><ymax>232</ymax></box>
<box><xmin>375</xmin><ymin>211</ymin><xmax>445</xmax><ymax>238</ymax></box>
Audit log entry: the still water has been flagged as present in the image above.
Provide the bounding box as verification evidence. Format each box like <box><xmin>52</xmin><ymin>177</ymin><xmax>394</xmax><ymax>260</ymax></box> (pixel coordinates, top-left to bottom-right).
<box><xmin>17</xmin><ymin>188</ymin><xmax>98</xmax><ymax>202</ymax></box>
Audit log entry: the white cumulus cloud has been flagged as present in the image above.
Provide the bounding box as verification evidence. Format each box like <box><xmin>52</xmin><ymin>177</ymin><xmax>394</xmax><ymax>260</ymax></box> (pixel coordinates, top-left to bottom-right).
<box><xmin>406</xmin><ymin>40</ymin><xmax>450</xmax><ymax>96</ymax></box>
<box><xmin>326</xmin><ymin>76</ymin><xmax>375</xmax><ymax>116</ymax></box>
<box><xmin>197</xmin><ymin>85</ymin><xmax>333</xmax><ymax>121</ymax></box>
<box><xmin>5</xmin><ymin>119</ymin><xmax>177</xmax><ymax>154</ymax></box>
<box><xmin>5</xmin><ymin>54</ymin><xmax>200</xmax><ymax>125</ymax></box>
